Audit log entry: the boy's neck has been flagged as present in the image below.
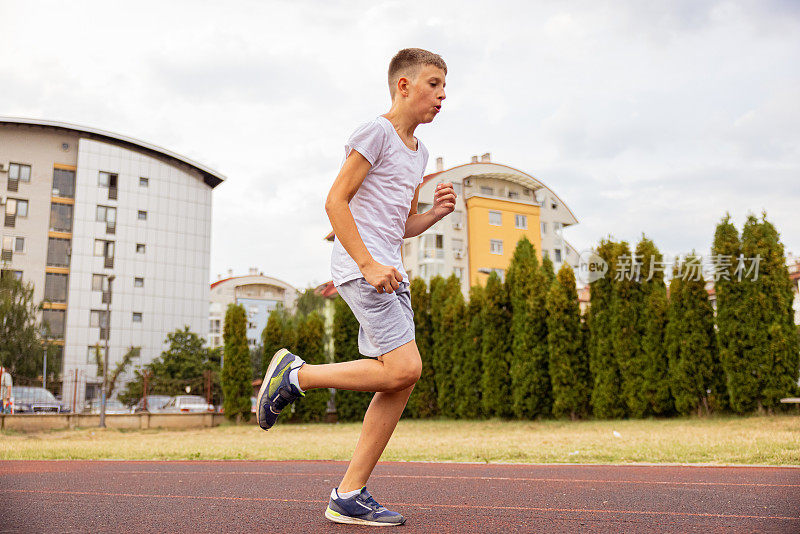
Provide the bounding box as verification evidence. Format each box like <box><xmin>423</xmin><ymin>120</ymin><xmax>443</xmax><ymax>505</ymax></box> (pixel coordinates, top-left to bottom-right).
<box><xmin>381</xmin><ymin>107</ymin><xmax>420</xmax><ymax>147</ymax></box>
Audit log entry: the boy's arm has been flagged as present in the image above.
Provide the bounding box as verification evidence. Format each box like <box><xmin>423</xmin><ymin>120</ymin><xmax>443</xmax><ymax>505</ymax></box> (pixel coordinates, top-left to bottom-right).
<box><xmin>326</xmin><ymin>151</ymin><xmax>404</xmax><ymax>293</ymax></box>
<box><xmin>404</xmin><ymin>182</ymin><xmax>457</xmax><ymax>238</ymax></box>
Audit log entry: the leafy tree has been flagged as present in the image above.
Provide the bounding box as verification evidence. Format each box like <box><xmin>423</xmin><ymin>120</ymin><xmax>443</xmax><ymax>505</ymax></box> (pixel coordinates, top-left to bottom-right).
<box><xmin>739</xmin><ymin>214</ymin><xmax>800</xmax><ymax>413</ymax></box>
<box><xmin>546</xmin><ymin>264</ymin><xmax>591</xmax><ymax>419</ymax></box>
<box><xmin>481</xmin><ymin>272</ymin><xmax>512</xmax><ymax>418</ymax></box>
<box><xmin>506</xmin><ymin>236</ymin><xmax>551</xmax><ymax>419</ymax></box>
<box><xmin>291</xmin><ymin>311</ymin><xmax>329</xmax><ymax>422</ymax></box>
<box><xmin>454</xmin><ymin>284</ymin><xmax>484</xmax><ymax>419</ymax></box>
<box><xmin>92</xmin><ymin>344</ymin><xmax>138</xmax><ymax>400</ymax></box>
<box><xmin>261</xmin><ymin>306</ymin><xmax>296</xmax><ymax>373</ymax></box>
<box><xmin>588</xmin><ymin>239</ymin><xmax>627</xmax><ymax>418</ymax></box>
<box><xmin>332</xmin><ymin>295</ymin><xmax>372</xmax><ymax>422</ymax></box>
<box><xmin>665</xmin><ymin>254</ymin><xmax>720</xmax><ymax>416</ymax></box>
<box><xmin>637</xmin><ymin>237</ymin><xmax>673</xmax><ymax>416</ymax></box>
<box><xmin>0</xmin><ymin>274</ymin><xmax>47</xmax><ymax>379</ymax></box>
<box><xmin>221</xmin><ymin>304</ymin><xmax>252</xmax><ymax>422</ymax></box>
<box><xmin>405</xmin><ymin>278</ymin><xmax>438</xmax><ymax>418</ymax></box>
<box><xmin>119</xmin><ymin>327</ymin><xmax>221</xmax><ymax>406</ymax></box>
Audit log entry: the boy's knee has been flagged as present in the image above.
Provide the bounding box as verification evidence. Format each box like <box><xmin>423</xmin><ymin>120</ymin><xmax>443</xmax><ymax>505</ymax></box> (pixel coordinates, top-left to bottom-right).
<box><xmin>391</xmin><ymin>361</ymin><xmax>421</xmax><ymax>391</ymax></box>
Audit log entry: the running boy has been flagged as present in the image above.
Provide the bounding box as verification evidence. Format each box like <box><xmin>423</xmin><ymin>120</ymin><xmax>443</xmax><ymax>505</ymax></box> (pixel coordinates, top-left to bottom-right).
<box><xmin>256</xmin><ymin>48</ymin><xmax>454</xmax><ymax>526</ymax></box>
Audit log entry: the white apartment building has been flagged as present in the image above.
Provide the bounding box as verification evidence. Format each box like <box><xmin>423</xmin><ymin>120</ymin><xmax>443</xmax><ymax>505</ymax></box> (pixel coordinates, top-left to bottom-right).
<box><xmin>208</xmin><ymin>269</ymin><xmax>298</xmax><ymax>349</ymax></box>
<box><xmin>0</xmin><ymin>117</ymin><xmax>224</xmax><ymax>408</ymax></box>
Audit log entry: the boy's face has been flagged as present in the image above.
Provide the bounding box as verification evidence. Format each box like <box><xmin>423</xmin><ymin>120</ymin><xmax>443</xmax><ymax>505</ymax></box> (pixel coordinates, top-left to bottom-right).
<box><xmin>406</xmin><ymin>65</ymin><xmax>446</xmax><ymax>124</ymax></box>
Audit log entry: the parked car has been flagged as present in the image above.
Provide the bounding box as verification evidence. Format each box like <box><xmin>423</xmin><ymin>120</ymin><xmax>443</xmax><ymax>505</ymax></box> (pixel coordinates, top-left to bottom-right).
<box><xmin>161</xmin><ymin>395</ymin><xmax>214</xmax><ymax>413</ymax></box>
<box><xmin>86</xmin><ymin>399</ymin><xmax>131</xmax><ymax>415</ymax></box>
<box><xmin>132</xmin><ymin>395</ymin><xmax>172</xmax><ymax>413</ymax></box>
<box><xmin>10</xmin><ymin>386</ymin><xmax>61</xmax><ymax>413</ymax></box>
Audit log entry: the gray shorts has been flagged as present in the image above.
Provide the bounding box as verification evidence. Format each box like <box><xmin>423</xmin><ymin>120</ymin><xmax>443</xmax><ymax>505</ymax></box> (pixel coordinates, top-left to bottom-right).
<box><xmin>336</xmin><ymin>277</ymin><xmax>415</xmax><ymax>358</ymax></box>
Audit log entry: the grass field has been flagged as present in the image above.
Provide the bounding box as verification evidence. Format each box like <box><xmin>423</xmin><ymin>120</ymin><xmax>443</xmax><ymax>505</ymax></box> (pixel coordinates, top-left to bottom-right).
<box><xmin>1</xmin><ymin>415</ymin><xmax>799</xmax><ymax>465</ymax></box>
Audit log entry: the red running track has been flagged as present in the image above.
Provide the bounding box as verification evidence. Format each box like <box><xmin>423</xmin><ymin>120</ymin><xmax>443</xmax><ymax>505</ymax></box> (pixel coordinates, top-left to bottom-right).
<box><xmin>1</xmin><ymin>460</ymin><xmax>798</xmax><ymax>533</ymax></box>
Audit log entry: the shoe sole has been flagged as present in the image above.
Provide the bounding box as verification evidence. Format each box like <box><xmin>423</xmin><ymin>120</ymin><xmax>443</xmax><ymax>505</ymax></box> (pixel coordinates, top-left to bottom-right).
<box><xmin>256</xmin><ymin>348</ymin><xmax>291</xmax><ymax>429</ymax></box>
<box><xmin>325</xmin><ymin>507</ymin><xmax>404</xmax><ymax>526</ymax></box>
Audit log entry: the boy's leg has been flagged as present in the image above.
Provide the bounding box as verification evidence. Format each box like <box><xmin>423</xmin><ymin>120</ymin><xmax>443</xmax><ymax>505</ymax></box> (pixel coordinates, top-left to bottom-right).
<box><xmin>335</xmin><ymin>340</ymin><xmax>420</xmax><ymax>493</ymax></box>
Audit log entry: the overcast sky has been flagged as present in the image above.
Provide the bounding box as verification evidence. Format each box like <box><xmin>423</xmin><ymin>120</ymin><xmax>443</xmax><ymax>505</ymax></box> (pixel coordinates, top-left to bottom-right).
<box><xmin>2</xmin><ymin>0</ymin><xmax>798</xmax><ymax>289</ymax></box>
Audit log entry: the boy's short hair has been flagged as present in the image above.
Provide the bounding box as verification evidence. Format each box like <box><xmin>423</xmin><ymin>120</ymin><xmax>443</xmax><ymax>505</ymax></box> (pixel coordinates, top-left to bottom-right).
<box><xmin>388</xmin><ymin>48</ymin><xmax>447</xmax><ymax>98</ymax></box>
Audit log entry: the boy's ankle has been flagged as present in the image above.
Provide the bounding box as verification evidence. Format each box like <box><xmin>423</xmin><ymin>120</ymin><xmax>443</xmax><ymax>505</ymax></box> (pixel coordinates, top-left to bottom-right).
<box><xmin>297</xmin><ymin>365</ymin><xmax>310</xmax><ymax>391</ymax></box>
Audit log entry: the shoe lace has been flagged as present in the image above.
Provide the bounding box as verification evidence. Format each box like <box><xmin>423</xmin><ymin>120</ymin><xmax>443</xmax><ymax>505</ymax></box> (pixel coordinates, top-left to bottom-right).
<box><xmin>361</xmin><ymin>492</ymin><xmax>387</xmax><ymax>512</ymax></box>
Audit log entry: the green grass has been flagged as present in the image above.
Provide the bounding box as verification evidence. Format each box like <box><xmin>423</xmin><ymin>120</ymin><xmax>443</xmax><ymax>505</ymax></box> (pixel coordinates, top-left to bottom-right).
<box><xmin>1</xmin><ymin>415</ymin><xmax>799</xmax><ymax>465</ymax></box>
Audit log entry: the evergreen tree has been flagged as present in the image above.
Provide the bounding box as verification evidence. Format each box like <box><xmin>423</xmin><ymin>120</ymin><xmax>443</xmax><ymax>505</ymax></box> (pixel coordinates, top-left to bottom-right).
<box><xmin>405</xmin><ymin>278</ymin><xmax>438</xmax><ymax>418</ymax></box>
<box><xmin>295</xmin><ymin>287</ymin><xmax>325</xmax><ymax>317</ymax></box>
<box><xmin>291</xmin><ymin>311</ymin><xmax>329</xmax><ymax>422</ymax></box>
<box><xmin>637</xmin><ymin>237</ymin><xmax>673</xmax><ymax>415</ymax></box>
<box><xmin>610</xmin><ymin>240</ymin><xmax>646</xmax><ymax>417</ymax></box>
<box><xmin>506</xmin><ymin>236</ymin><xmax>551</xmax><ymax>419</ymax></box>
<box><xmin>541</xmin><ymin>255</ymin><xmax>556</xmax><ymax>286</ymax></box>
<box><xmin>481</xmin><ymin>272</ymin><xmax>512</xmax><ymax>417</ymax></box>
<box><xmin>588</xmin><ymin>239</ymin><xmax>627</xmax><ymax>418</ymax></box>
<box><xmin>435</xmin><ymin>274</ymin><xmax>464</xmax><ymax>417</ymax></box>
<box><xmin>739</xmin><ymin>214</ymin><xmax>800</xmax><ymax>413</ymax></box>
<box><xmin>713</xmin><ymin>214</ymin><xmax>753</xmax><ymax>413</ymax></box>
<box><xmin>221</xmin><ymin>304</ymin><xmax>252</xmax><ymax>422</ymax></box>
<box><xmin>429</xmin><ymin>276</ymin><xmax>455</xmax><ymax>416</ymax></box>
<box><xmin>454</xmin><ymin>284</ymin><xmax>484</xmax><ymax>418</ymax></box>
<box><xmin>261</xmin><ymin>306</ymin><xmax>296</xmax><ymax>373</ymax></box>
<box><xmin>546</xmin><ymin>264</ymin><xmax>591</xmax><ymax>419</ymax></box>
<box><xmin>665</xmin><ymin>254</ymin><xmax>719</xmax><ymax>416</ymax></box>
<box><xmin>332</xmin><ymin>296</ymin><xmax>372</xmax><ymax>422</ymax></box>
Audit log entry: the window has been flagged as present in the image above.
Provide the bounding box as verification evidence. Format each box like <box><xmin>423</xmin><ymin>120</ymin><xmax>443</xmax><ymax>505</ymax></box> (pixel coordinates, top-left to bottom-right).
<box><xmin>453</xmin><ymin>267</ymin><xmax>464</xmax><ymax>279</ymax></box>
<box><xmin>0</xmin><ymin>269</ymin><xmax>23</xmax><ymax>281</ymax></box>
<box><xmin>97</xmin><ymin>205</ymin><xmax>117</xmax><ymax>234</ymax></box>
<box><xmin>87</xmin><ymin>345</ymin><xmax>104</xmax><ymax>365</ymax></box>
<box><xmin>1</xmin><ymin>237</ymin><xmax>12</xmax><ymax>262</ymax></box>
<box><xmin>52</xmin><ymin>169</ymin><xmax>75</xmax><ymax>198</ymax></box>
<box><xmin>515</xmin><ymin>214</ymin><xmax>528</xmax><ymax>229</ymax></box>
<box><xmin>508</xmin><ymin>191</ymin><xmax>519</xmax><ymax>199</ymax></box>
<box><xmin>42</xmin><ymin>309</ymin><xmax>65</xmax><ymax>339</ymax></box>
<box><xmin>553</xmin><ymin>221</ymin><xmax>562</xmax><ymax>233</ymax></box>
<box><xmin>210</xmin><ymin>319</ymin><xmax>221</xmax><ymax>334</ymax></box>
<box><xmin>94</xmin><ymin>239</ymin><xmax>115</xmax><ymax>268</ymax></box>
<box><xmin>49</xmin><ymin>203</ymin><xmax>73</xmax><ymax>232</ymax></box>
<box><xmin>134</xmin><ymin>277</ymin><xmax>144</xmax><ymax>288</ymax></box>
<box><xmin>138</xmin><ymin>210</ymin><xmax>147</xmax><ymax>221</ymax></box>
<box><xmin>435</xmin><ymin>234</ymin><xmax>443</xmax><ymax>249</ymax></box>
<box><xmin>480</xmin><ymin>186</ymin><xmax>494</xmax><ymax>195</ymax></box>
<box><xmin>132</xmin><ymin>312</ymin><xmax>143</xmax><ymax>323</ymax></box>
<box><xmin>14</xmin><ymin>237</ymin><xmax>24</xmax><ymax>253</ymax></box>
<box><xmin>90</xmin><ymin>309</ymin><xmax>109</xmax><ymax>339</ymax></box>
<box><xmin>490</xmin><ymin>239</ymin><xmax>503</xmax><ymax>255</ymax></box>
<box><xmin>44</xmin><ymin>272</ymin><xmax>69</xmax><ymax>303</ymax></box>
<box><xmin>451</xmin><ymin>210</ymin><xmax>463</xmax><ymax>229</ymax></box>
<box><xmin>5</xmin><ymin>199</ymin><xmax>27</xmax><ymax>227</ymax></box>
<box><xmin>490</xmin><ymin>268</ymin><xmax>505</xmax><ymax>281</ymax></box>
<box><xmin>541</xmin><ymin>222</ymin><xmax>547</xmax><ymax>234</ymax></box>
<box><xmin>46</xmin><ymin>237</ymin><xmax>71</xmax><ymax>267</ymax></box>
<box><xmin>139</xmin><ymin>177</ymin><xmax>149</xmax><ymax>187</ymax></box>
<box><xmin>9</xmin><ymin>163</ymin><xmax>31</xmax><ymax>182</ymax></box>
<box><xmin>98</xmin><ymin>171</ymin><xmax>118</xmax><ymax>200</ymax></box>
<box><xmin>542</xmin><ymin>249</ymin><xmax>549</xmax><ymax>259</ymax></box>
<box><xmin>452</xmin><ymin>238</ymin><xmax>464</xmax><ymax>252</ymax></box>
<box><xmin>554</xmin><ymin>249</ymin><xmax>562</xmax><ymax>263</ymax></box>
<box><xmin>551</xmin><ymin>199</ymin><xmax>558</xmax><ymax>210</ymax></box>
<box><xmin>136</xmin><ymin>243</ymin><xmax>146</xmax><ymax>254</ymax></box>
<box><xmin>489</xmin><ymin>210</ymin><xmax>502</xmax><ymax>226</ymax></box>
<box><xmin>92</xmin><ymin>274</ymin><xmax>107</xmax><ymax>291</ymax></box>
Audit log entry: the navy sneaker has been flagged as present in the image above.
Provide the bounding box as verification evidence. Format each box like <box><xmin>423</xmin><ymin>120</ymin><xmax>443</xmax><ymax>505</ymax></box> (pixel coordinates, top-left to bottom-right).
<box><xmin>325</xmin><ymin>487</ymin><xmax>406</xmax><ymax>526</ymax></box>
<box><xmin>256</xmin><ymin>348</ymin><xmax>305</xmax><ymax>430</ymax></box>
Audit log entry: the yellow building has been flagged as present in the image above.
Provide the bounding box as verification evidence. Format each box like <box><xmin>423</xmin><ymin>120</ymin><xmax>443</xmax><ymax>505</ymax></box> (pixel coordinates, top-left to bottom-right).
<box><xmin>464</xmin><ymin>194</ymin><xmax>542</xmax><ymax>287</ymax></box>
<box><xmin>403</xmin><ymin>153</ymin><xmax>579</xmax><ymax>295</ymax></box>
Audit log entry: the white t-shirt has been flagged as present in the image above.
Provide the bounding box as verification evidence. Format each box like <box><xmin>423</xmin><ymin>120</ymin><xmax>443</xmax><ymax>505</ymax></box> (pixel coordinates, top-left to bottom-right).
<box><xmin>330</xmin><ymin>115</ymin><xmax>429</xmax><ymax>287</ymax></box>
